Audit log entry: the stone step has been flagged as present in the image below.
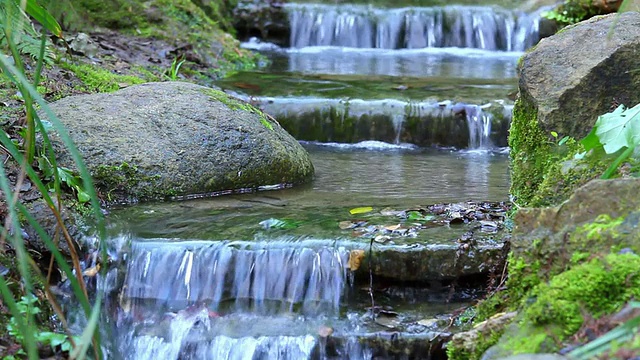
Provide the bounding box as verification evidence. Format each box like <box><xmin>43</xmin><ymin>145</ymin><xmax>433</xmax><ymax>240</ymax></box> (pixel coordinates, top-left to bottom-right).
<box><xmin>245</xmin><ymin>97</ymin><xmax>512</xmax><ymax>148</ymax></box>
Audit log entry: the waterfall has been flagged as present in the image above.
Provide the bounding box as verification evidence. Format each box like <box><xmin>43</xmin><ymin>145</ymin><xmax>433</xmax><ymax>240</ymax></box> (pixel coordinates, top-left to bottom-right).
<box><xmin>287</xmin><ymin>4</ymin><xmax>541</xmax><ymax>51</ymax></box>
<box><xmin>122</xmin><ymin>240</ymin><xmax>350</xmax><ymax>314</ymax></box>
<box><xmin>463</xmin><ymin>104</ymin><xmax>492</xmax><ymax>149</ymax></box>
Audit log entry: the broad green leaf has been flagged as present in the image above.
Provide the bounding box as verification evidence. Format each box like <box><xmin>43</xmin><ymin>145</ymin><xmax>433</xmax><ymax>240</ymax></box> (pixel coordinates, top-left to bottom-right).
<box><xmin>592</xmin><ymin>103</ymin><xmax>640</xmax><ymax>154</ymax></box>
<box><xmin>21</xmin><ymin>0</ymin><xmax>62</xmax><ymax>37</ymax></box>
<box><xmin>407</xmin><ymin>211</ymin><xmax>435</xmax><ymax>221</ymax></box>
<box><xmin>580</xmin><ymin>120</ymin><xmax>602</xmax><ymax>151</ymax></box>
<box><xmin>77</xmin><ymin>189</ymin><xmax>91</xmax><ymax>203</ymax></box>
<box><xmin>349</xmin><ymin>207</ymin><xmax>373</xmax><ymax>215</ymax></box>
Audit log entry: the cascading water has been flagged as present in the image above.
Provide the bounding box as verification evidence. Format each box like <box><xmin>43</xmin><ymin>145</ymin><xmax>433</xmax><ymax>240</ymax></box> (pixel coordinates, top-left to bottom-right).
<box><xmin>80</xmin><ymin>2</ymin><xmax>545</xmax><ymax>359</ymax></box>
<box><xmin>462</xmin><ymin>104</ymin><xmax>493</xmax><ymax>149</ymax></box>
<box><xmin>287</xmin><ymin>4</ymin><xmax>541</xmax><ymax>51</ymax></box>
<box><xmin>105</xmin><ymin>238</ymin><xmax>361</xmax><ymax>360</ymax></box>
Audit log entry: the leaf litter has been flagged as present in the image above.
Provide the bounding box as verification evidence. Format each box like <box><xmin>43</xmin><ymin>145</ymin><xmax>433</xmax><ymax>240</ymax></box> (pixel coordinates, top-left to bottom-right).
<box><xmin>338</xmin><ymin>201</ymin><xmax>510</xmax><ymax>242</ymax></box>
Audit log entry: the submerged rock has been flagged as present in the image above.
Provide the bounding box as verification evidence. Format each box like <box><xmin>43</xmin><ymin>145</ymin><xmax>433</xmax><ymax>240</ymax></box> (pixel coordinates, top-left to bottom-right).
<box><xmin>510</xmin><ymin>12</ymin><xmax>640</xmax><ymax>206</ymax></box>
<box><xmin>47</xmin><ymin>82</ymin><xmax>314</xmax><ymax>203</ymax></box>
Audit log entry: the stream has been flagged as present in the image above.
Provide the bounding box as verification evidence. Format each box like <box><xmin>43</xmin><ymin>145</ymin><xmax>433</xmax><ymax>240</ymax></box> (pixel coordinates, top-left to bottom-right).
<box><xmin>81</xmin><ymin>1</ymin><xmax>547</xmax><ymax>359</ymax></box>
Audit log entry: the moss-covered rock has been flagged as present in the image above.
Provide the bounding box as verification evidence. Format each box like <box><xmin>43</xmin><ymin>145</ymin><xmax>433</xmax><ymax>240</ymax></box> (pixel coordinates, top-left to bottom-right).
<box><xmin>509</xmin><ymin>178</ymin><xmax>640</xmax><ymax>294</ymax></box>
<box><xmin>484</xmin><ymin>253</ymin><xmax>640</xmax><ymax>357</ymax></box>
<box><xmin>446</xmin><ymin>312</ymin><xmax>517</xmax><ymax>360</ymax></box>
<box><xmin>460</xmin><ymin>179</ymin><xmax>640</xmax><ymax>359</ymax></box>
<box><xmin>45</xmin><ymin>81</ymin><xmax>314</xmax><ymax>203</ymax></box>
<box><xmin>510</xmin><ymin>13</ymin><xmax>640</xmax><ymax>206</ymax></box>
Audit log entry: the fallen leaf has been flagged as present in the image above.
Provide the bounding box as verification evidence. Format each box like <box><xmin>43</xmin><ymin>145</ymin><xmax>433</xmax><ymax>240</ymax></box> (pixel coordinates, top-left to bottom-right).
<box><xmin>350</xmin><ymin>206</ymin><xmax>373</xmax><ymax>215</ymax></box>
<box><xmin>339</xmin><ymin>220</ymin><xmax>367</xmax><ymax>229</ymax></box>
<box><xmin>339</xmin><ymin>221</ymin><xmax>356</xmax><ymax>229</ymax></box>
<box><xmin>384</xmin><ymin>224</ymin><xmax>401</xmax><ymax>231</ymax></box>
<box><xmin>83</xmin><ymin>264</ymin><xmax>101</xmax><ymax>277</ymax></box>
<box><xmin>375</xmin><ymin>311</ymin><xmax>401</xmax><ymax>329</ymax></box>
<box><xmin>348</xmin><ymin>249</ymin><xmax>365</xmax><ymax>271</ymax></box>
<box><xmin>380</xmin><ymin>208</ymin><xmax>402</xmax><ymax>216</ymax></box>
<box><xmin>374</xmin><ymin>235</ymin><xmax>391</xmax><ymax>243</ymax></box>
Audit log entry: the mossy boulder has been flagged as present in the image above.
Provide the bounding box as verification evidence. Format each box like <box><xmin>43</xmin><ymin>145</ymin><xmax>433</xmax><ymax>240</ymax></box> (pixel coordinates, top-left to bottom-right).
<box><xmin>47</xmin><ymin>81</ymin><xmax>314</xmax><ymax>203</ymax></box>
<box><xmin>447</xmin><ymin>178</ymin><xmax>640</xmax><ymax>358</ymax></box>
<box><xmin>510</xmin><ymin>12</ymin><xmax>640</xmax><ymax>206</ymax></box>
<box><xmin>510</xmin><ymin>178</ymin><xmax>640</xmax><ymax>291</ymax></box>
<box><xmin>482</xmin><ymin>253</ymin><xmax>640</xmax><ymax>358</ymax></box>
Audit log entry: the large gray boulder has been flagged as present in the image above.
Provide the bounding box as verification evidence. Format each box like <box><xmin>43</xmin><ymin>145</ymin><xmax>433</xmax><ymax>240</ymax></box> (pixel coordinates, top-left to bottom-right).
<box><xmin>510</xmin><ymin>12</ymin><xmax>640</xmax><ymax>206</ymax></box>
<box><xmin>47</xmin><ymin>82</ymin><xmax>314</xmax><ymax>203</ymax></box>
<box><xmin>518</xmin><ymin>12</ymin><xmax>640</xmax><ymax>138</ymax></box>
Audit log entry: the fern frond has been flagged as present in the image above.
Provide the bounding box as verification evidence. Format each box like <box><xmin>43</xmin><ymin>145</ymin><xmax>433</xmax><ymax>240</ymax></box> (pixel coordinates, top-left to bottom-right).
<box><xmin>1</xmin><ymin>0</ymin><xmax>55</xmax><ymax>64</ymax></box>
<box><xmin>16</xmin><ymin>34</ymin><xmax>54</xmax><ymax>64</ymax></box>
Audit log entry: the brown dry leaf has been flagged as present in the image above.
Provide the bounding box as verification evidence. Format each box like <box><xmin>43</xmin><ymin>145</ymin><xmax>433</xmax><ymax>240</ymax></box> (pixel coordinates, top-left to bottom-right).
<box><xmin>348</xmin><ymin>249</ymin><xmax>365</xmax><ymax>271</ymax></box>
<box><xmin>384</xmin><ymin>224</ymin><xmax>401</xmax><ymax>231</ymax></box>
<box><xmin>339</xmin><ymin>221</ymin><xmax>355</xmax><ymax>230</ymax></box>
<box><xmin>83</xmin><ymin>264</ymin><xmax>101</xmax><ymax>277</ymax></box>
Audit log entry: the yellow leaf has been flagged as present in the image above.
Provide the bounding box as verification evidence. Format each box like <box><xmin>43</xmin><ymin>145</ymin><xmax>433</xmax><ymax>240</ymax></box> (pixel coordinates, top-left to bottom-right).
<box><xmin>349</xmin><ymin>206</ymin><xmax>373</xmax><ymax>215</ymax></box>
<box><xmin>82</xmin><ymin>264</ymin><xmax>100</xmax><ymax>277</ymax></box>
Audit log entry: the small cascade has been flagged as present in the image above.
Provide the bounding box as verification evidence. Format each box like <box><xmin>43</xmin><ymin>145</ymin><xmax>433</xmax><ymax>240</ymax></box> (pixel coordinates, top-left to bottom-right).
<box><xmin>105</xmin><ymin>238</ymin><xmax>357</xmax><ymax>359</ymax></box>
<box><xmin>249</xmin><ymin>97</ymin><xmax>510</xmax><ymax>148</ymax></box>
<box><xmin>122</xmin><ymin>240</ymin><xmax>350</xmax><ymax>314</ymax></box>
<box><xmin>462</xmin><ymin>104</ymin><xmax>493</xmax><ymax>149</ymax></box>
<box><xmin>287</xmin><ymin>4</ymin><xmax>541</xmax><ymax>51</ymax></box>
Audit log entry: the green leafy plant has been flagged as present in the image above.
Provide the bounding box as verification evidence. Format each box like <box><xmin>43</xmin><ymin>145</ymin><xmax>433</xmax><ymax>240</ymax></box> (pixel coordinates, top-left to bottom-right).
<box><xmin>164</xmin><ymin>55</ymin><xmax>186</xmax><ymax>81</ymax></box>
<box><xmin>550</xmin><ymin>131</ymin><xmax>570</xmax><ymax>146</ymax></box>
<box><xmin>37</xmin><ymin>156</ymin><xmax>90</xmax><ymax>203</ymax></box>
<box><xmin>1</xmin><ymin>0</ymin><xmax>62</xmax><ymax>163</ymax></box>
<box><xmin>0</xmin><ymin>0</ymin><xmax>106</xmax><ymax>358</ymax></box>
<box><xmin>568</xmin><ymin>302</ymin><xmax>640</xmax><ymax>359</ymax></box>
<box><xmin>577</xmin><ymin>104</ymin><xmax>640</xmax><ymax>179</ymax></box>
<box><xmin>6</xmin><ymin>295</ymin><xmax>79</xmax><ymax>355</ymax></box>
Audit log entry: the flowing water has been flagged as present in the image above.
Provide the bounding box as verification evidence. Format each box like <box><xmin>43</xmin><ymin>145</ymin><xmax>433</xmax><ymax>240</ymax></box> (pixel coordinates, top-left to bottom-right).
<box><xmin>84</xmin><ymin>1</ymin><xmax>548</xmax><ymax>358</ymax></box>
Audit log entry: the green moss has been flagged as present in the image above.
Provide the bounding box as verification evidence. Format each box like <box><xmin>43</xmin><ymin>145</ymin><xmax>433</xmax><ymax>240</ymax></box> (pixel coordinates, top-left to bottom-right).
<box><xmin>46</xmin><ymin>0</ymin><xmax>149</xmax><ymax>30</ymax></box>
<box><xmin>202</xmin><ymin>88</ymin><xmax>274</xmax><ymax>130</ymax></box>
<box><xmin>51</xmin><ymin>0</ymin><xmax>261</xmax><ymax>78</ymax></box>
<box><xmin>524</xmin><ymin>253</ymin><xmax>640</xmax><ymax>339</ymax></box>
<box><xmin>138</xmin><ymin>0</ymin><xmax>262</xmax><ymax>75</ymax></box>
<box><xmin>503</xmin><ymin>331</ymin><xmax>550</xmax><ymax>354</ymax></box>
<box><xmin>446</xmin><ymin>328</ymin><xmax>504</xmax><ymax>360</ymax></box>
<box><xmin>509</xmin><ymin>92</ymin><xmax>612</xmax><ymax>207</ymax></box>
<box><xmin>475</xmin><ymin>293</ymin><xmax>509</xmax><ymax>324</ymax></box>
<box><xmin>94</xmin><ymin>162</ymin><xmax>164</xmax><ymax>202</ymax></box>
<box><xmin>509</xmin><ymin>95</ymin><xmax>553</xmax><ymax>207</ymax></box>
<box><xmin>60</xmin><ymin>62</ymin><xmax>146</xmax><ymax>93</ymax></box>
<box><xmin>529</xmin><ymin>138</ymin><xmax>613</xmax><ymax>207</ymax></box>
<box><xmin>481</xmin><ymin>253</ymin><xmax>640</xmax><ymax>356</ymax></box>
